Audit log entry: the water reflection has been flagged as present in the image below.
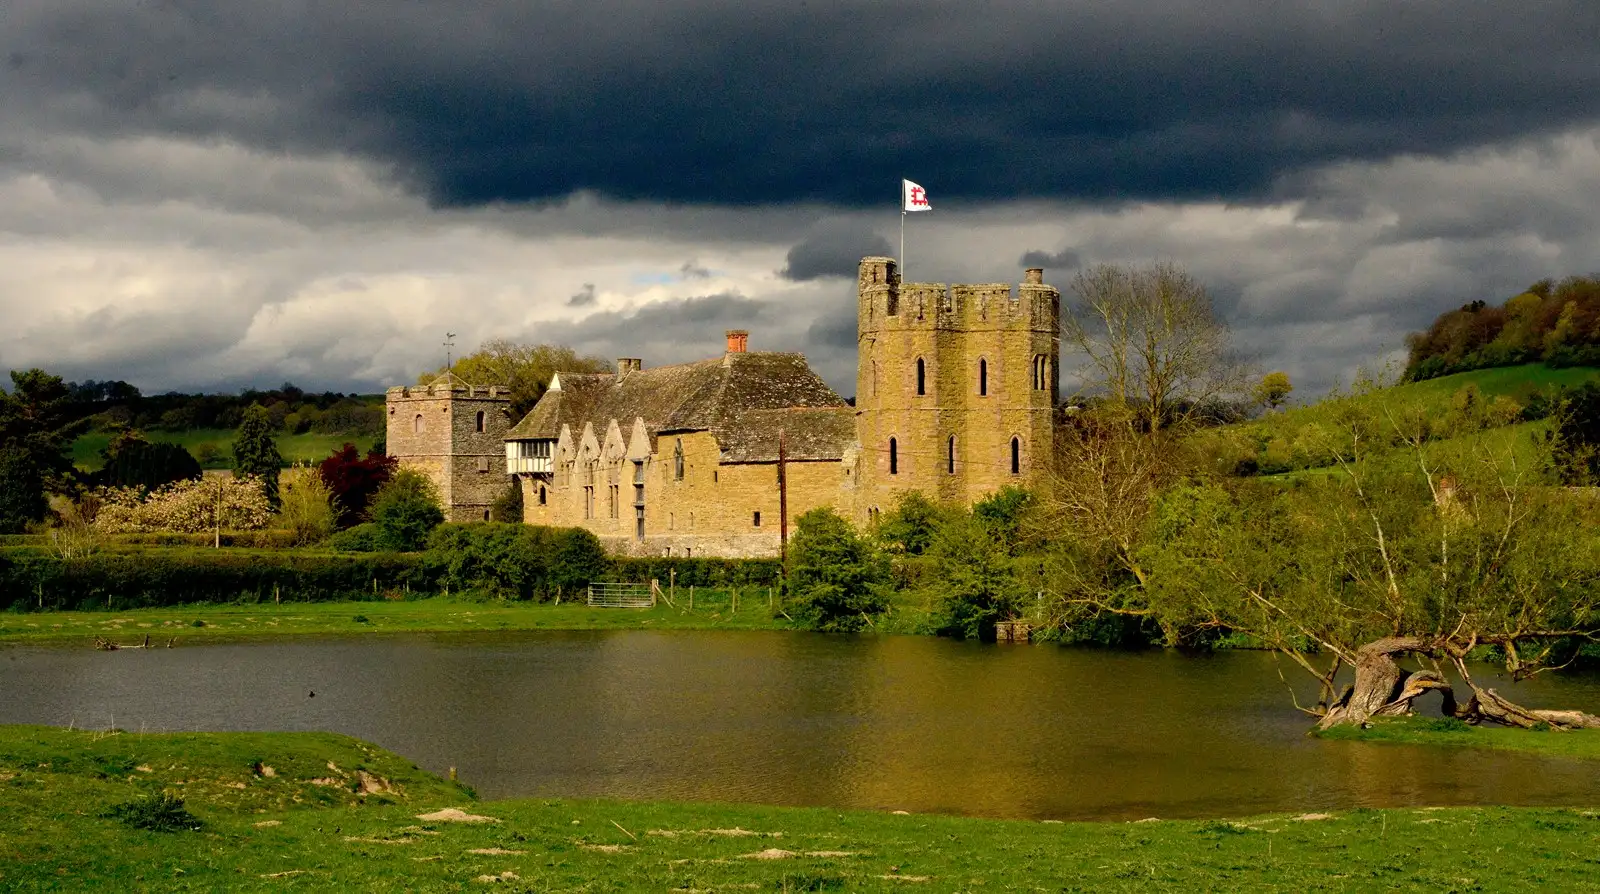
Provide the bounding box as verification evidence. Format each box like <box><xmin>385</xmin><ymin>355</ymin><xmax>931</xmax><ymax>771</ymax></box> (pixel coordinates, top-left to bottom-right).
<box><xmin>3</xmin><ymin>631</ymin><xmax>1600</xmax><ymax>820</ymax></box>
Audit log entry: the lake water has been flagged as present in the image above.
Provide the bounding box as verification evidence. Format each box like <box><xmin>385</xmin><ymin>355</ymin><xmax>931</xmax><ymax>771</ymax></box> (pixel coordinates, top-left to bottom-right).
<box><xmin>4</xmin><ymin>630</ymin><xmax>1600</xmax><ymax>820</ymax></box>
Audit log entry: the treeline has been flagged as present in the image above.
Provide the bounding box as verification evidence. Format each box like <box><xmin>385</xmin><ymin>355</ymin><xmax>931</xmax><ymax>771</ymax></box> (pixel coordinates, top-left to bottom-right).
<box><xmin>64</xmin><ymin>379</ymin><xmax>382</xmax><ymax>436</ymax></box>
<box><xmin>1405</xmin><ymin>275</ymin><xmax>1600</xmax><ymax>381</ymax></box>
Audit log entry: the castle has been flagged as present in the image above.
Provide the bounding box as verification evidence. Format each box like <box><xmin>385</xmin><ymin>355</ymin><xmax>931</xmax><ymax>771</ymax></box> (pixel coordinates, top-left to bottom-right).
<box><xmin>386</xmin><ymin>257</ymin><xmax>1061</xmax><ymax>556</ymax></box>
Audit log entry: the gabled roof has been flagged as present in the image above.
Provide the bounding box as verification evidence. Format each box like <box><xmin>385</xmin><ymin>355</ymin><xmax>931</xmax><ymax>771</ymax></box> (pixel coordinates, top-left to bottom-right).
<box><xmin>506</xmin><ymin>351</ymin><xmax>853</xmax><ymax>462</ymax></box>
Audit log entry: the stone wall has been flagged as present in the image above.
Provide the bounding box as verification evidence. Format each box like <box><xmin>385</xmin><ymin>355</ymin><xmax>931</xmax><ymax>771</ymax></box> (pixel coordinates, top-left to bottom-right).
<box><xmin>520</xmin><ymin>428</ymin><xmax>847</xmax><ymax>557</ymax></box>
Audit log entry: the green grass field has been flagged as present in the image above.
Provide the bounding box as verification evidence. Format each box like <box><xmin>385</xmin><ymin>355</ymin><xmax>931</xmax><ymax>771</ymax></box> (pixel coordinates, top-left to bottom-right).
<box><xmin>71</xmin><ymin>429</ymin><xmax>377</xmax><ymax>472</ymax></box>
<box><xmin>4</xmin><ymin>724</ymin><xmax>1600</xmax><ymax>891</ymax></box>
<box><xmin>0</xmin><ymin>590</ymin><xmax>918</xmax><ymax>644</ymax></box>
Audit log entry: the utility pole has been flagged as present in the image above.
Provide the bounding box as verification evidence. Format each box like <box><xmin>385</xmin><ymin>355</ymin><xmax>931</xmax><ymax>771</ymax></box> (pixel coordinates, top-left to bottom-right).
<box><xmin>777</xmin><ymin>427</ymin><xmax>788</xmax><ymax>600</ymax></box>
<box><xmin>443</xmin><ymin>332</ymin><xmax>456</xmax><ymax>373</ymax></box>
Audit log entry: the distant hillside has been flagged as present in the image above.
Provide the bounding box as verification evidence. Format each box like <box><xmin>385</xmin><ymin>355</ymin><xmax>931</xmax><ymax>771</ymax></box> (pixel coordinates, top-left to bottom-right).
<box><xmin>71</xmin><ymin>429</ymin><xmax>379</xmax><ymax>472</ymax></box>
<box><xmin>1197</xmin><ymin>363</ymin><xmax>1600</xmax><ymax>478</ymax></box>
<box><xmin>1405</xmin><ymin>275</ymin><xmax>1600</xmax><ymax>381</ymax></box>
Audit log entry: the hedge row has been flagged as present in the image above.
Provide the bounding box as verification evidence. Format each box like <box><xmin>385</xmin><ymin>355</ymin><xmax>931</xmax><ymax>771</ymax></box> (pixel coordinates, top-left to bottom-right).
<box><xmin>609</xmin><ymin>556</ymin><xmax>782</xmax><ymax>588</ymax></box>
<box><xmin>0</xmin><ymin>549</ymin><xmax>434</xmax><ymax>612</ymax></box>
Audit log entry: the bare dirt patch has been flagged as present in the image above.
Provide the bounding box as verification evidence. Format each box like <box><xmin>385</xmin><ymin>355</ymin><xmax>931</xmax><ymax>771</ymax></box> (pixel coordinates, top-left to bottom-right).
<box><xmin>467</xmin><ymin>848</ymin><xmax>525</xmax><ymax>856</ymax></box>
<box><xmin>417</xmin><ymin>808</ymin><xmax>499</xmax><ymax>824</ymax></box>
<box><xmin>739</xmin><ymin>848</ymin><xmax>796</xmax><ymax>860</ymax></box>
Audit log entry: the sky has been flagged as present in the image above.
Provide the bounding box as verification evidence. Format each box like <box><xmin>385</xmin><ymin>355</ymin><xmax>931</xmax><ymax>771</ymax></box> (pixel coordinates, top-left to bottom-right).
<box><xmin>4</xmin><ymin>1</ymin><xmax>1599</xmax><ymax>401</ymax></box>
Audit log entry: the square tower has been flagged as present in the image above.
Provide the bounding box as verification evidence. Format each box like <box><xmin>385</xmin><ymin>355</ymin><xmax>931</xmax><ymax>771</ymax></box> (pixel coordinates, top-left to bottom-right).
<box><xmin>385</xmin><ymin>374</ymin><xmax>512</xmax><ymax>522</ymax></box>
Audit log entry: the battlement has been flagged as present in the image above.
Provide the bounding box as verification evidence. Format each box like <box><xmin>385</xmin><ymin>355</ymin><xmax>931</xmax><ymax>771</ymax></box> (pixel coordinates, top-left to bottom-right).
<box><xmin>858</xmin><ymin>256</ymin><xmax>1059</xmax><ymax>333</ymax></box>
<box><xmin>386</xmin><ymin>382</ymin><xmax>509</xmax><ymax>400</ymax></box>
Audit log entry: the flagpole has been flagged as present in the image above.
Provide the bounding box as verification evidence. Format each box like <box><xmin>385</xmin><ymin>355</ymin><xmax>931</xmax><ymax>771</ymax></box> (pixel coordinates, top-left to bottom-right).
<box><xmin>900</xmin><ymin>210</ymin><xmax>906</xmax><ymax>280</ymax></box>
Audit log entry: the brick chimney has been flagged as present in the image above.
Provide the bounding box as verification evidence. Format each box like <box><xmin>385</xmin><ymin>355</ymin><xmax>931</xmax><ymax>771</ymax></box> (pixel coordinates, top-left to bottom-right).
<box><xmin>725</xmin><ymin>330</ymin><xmax>749</xmax><ymax>353</ymax></box>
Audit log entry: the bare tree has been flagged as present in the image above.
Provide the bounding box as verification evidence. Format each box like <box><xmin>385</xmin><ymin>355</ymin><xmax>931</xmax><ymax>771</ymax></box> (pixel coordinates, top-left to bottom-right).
<box><xmin>1063</xmin><ymin>262</ymin><xmax>1250</xmax><ymax>431</ymax></box>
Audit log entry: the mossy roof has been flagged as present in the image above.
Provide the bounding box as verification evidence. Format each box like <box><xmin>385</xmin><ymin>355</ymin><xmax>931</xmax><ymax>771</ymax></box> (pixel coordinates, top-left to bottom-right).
<box><xmin>506</xmin><ymin>352</ymin><xmax>853</xmax><ymax>462</ymax></box>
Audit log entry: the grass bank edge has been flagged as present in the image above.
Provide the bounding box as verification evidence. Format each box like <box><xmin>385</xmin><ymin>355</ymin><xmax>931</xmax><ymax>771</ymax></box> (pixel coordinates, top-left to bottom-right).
<box><xmin>1314</xmin><ymin>714</ymin><xmax>1600</xmax><ymax>759</ymax></box>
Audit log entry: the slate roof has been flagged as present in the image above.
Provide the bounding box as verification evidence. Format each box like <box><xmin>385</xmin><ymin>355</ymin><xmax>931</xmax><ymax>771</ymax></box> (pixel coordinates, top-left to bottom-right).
<box><xmin>506</xmin><ymin>352</ymin><xmax>853</xmax><ymax>463</ymax></box>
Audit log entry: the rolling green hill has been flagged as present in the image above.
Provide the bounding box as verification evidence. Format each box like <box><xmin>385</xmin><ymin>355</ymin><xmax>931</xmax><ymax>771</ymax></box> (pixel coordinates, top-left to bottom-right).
<box><xmin>72</xmin><ymin>429</ymin><xmax>378</xmax><ymax>472</ymax></box>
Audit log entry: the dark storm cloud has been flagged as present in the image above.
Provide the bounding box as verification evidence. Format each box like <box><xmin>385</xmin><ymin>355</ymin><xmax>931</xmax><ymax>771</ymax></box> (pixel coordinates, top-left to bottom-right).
<box><xmin>567</xmin><ymin>283</ymin><xmax>597</xmax><ymax>307</ymax></box>
<box><xmin>10</xmin><ymin>1</ymin><xmax>1599</xmax><ymax>208</ymax></box>
<box><xmin>1019</xmin><ymin>248</ymin><xmax>1082</xmax><ymax>270</ymax></box>
<box><xmin>781</xmin><ymin>221</ymin><xmax>894</xmax><ymax>281</ymax></box>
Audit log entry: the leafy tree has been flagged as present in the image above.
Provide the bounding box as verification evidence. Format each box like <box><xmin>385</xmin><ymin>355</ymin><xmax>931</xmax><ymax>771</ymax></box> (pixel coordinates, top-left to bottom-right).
<box><xmin>419</xmin><ymin>339</ymin><xmax>612</xmax><ymax>419</ymax></box>
<box><xmin>0</xmin><ymin>447</ymin><xmax>47</xmax><ymax>533</ymax></box>
<box><xmin>875</xmin><ymin>490</ymin><xmax>948</xmax><ymax>555</ymax></box>
<box><xmin>423</xmin><ymin>523</ymin><xmax>608</xmax><ymax>600</ymax></box>
<box><xmin>926</xmin><ymin>513</ymin><xmax>1025</xmax><ymax>640</ymax></box>
<box><xmin>369</xmin><ymin>469</ymin><xmax>445</xmax><ymax>551</ymax></box>
<box><xmin>318</xmin><ymin>443</ymin><xmax>397</xmax><ymax>527</ymax></box>
<box><xmin>788</xmin><ymin>508</ymin><xmax>889</xmax><ymax>632</ymax></box>
<box><xmin>1063</xmin><ymin>263</ymin><xmax>1250</xmax><ymax>431</ymax></box>
<box><xmin>1050</xmin><ymin>389</ymin><xmax>1600</xmax><ymax>731</ymax></box>
<box><xmin>0</xmin><ymin>368</ymin><xmax>89</xmax><ymax>493</ymax></box>
<box><xmin>97</xmin><ymin>433</ymin><xmax>202</xmax><ymax>490</ymax></box>
<box><xmin>277</xmin><ymin>465</ymin><xmax>339</xmax><ymax>546</ymax></box>
<box><xmin>1548</xmin><ymin>380</ymin><xmax>1600</xmax><ymax>484</ymax></box>
<box><xmin>231</xmin><ymin>404</ymin><xmax>284</xmax><ymax>509</ymax></box>
<box><xmin>491</xmin><ymin>480</ymin><xmax>524</xmax><ymax>523</ymax></box>
<box><xmin>1253</xmin><ymin>371</ymin><xmax>1293</xmax><ymax>411</ymax></box>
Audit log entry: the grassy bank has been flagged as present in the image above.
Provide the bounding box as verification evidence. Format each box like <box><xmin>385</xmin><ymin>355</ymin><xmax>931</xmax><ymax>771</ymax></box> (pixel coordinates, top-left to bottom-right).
<box><xmin>2</xmin><ymin>724</ymin><xmax>1598</xmax><ymax>891</ymax></box>
<box><xmin>71</xmin><ymin>429</ymin><xmax>377</xmax><ymax>472</ymax></box>
<box><xmin>1317</xmin><ymin>715</ymin><xmax>1600</xmax><ymax>759</ymax></box>
<box><xmin>0</xmin><ymin>593</ymin><xmax>804</xmax><ymax>643</ymax></box>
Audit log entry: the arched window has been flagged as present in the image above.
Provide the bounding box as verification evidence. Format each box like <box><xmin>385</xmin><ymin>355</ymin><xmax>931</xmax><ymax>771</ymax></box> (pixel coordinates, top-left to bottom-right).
<box><xmin>979</xmin><ymin>358</ymin><xmax>988</xmax><ymax>396</ymax></box>
<box><xmin>915</xmin><ymin>358</ymin><xmax>926</xmax><ymax>396</ymax></box>
<box><xmin>1032</xmin><ymin>355</ymin><xmax>1050</xmax><ymax>391</ymax></box>
<box><xmin>673</xmin><ymin>439</ymin><xmax>685</xmax><ymax>480</ymax></box>
<box><xmin>475</xmin><ymin>410</ymin><xmax>486</xmax><ymax>433</ymax></box>
<box><xmin>889</xmin><ymin>437</ymin><xmax>898</xmax><ymax>475</ymax></box>
<box><xmin>947</xmin><ymin>436</ymin><xmax>956</xmax><ymax>474</ymax></box>
<box><xmin>1010</xmin><ymin>437</ymin><xmax>1021</xmax><ymax>475</ymax></box>
<box><xmin>483</xmin><ymin>509</ymin><xmax>491</xmax><ymax>521</ymax></box>
<box><xmin>538</xmin><ymin>486</ymin><xmax>547</xmax><ymax>505</ymax></box>
<box><xmin>413</xmin><ymin>414</ymin><xmax>423</xmax><ymax>434</ymax></box>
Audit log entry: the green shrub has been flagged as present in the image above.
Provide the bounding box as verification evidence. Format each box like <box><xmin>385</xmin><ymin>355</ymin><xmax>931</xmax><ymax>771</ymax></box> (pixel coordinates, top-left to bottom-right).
<box><xmin>787</xmin><ymin>508</ymin><xmax>889</xmax><ymax>633</ymax></box>
<box><xmin>423</xmin><ymin>522</ymin><xmax>608</xmax><ymax>600</ymax></box>
<box><xmin>327</xmin><ymin>523</ymin><xmax>384</xmax><ymax>552</ymax></box>
<box><xmin>104</xmin><ymin>793</ymin><xmax>202</xmax><ymax>832</ymax></box>
<box><xmin>609</xmin><ymin>556</ymin><xmax>782</xmax><ymax>588</ymax></box>
<box><xmin>369</xmin><ymin>470</ymin><xmax>444</xmax><ymax>551</ymax></box>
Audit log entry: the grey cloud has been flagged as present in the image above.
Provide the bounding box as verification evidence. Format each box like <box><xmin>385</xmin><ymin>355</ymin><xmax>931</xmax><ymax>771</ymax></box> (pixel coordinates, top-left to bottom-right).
<box><xmin>781</xmin><ymin>221</ymin><xmax>893</xmax><ymax>281</ymax></box>
<box><xmin>9</xmin><ymin>2</ymin><xmax>1600</xmax><ymax>208</ymax></box>
<box><xmin>567</xmin><ymin>283</ymin><xmax>596</xmax><ymax>307</ymax></box>
<box><xmin>1019</xmin><ymin>248</ymin><xmax>1082</xmax><ymax>270</ymax></box>
<box><xmin>679</xmin><ymin>260</ymin><xmax>711</xmax><ymax>280</ymax></box>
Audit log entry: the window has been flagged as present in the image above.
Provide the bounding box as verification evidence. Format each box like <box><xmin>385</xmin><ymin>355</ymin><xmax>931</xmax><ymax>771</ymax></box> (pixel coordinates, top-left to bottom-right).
<box><xmin>413</xmin><ymin>414</ymin><xmax>423</xmax><ymax>434</ymax></box>
<box><xmin>636</xmin><ymin>506</ymin><xmax>645</xmax><ymax>541</ymax></box>
<box><xmin>669</xmin><ymin>512</ymin><xmax>674</xmax><ymax>530</ymax></box>
<box><xmin>674</xmin><ymin>439</ymin><xmax>684</xmax><ymax>480</ymax></box>
<box><xmin>916</xmin><ymin>358</ymin><xmax>926</xmax><ymax>395</ymax></box>
<box><xmin>482</xmin><ymin>509</ymin><xmax>490</xmax><ymax>521</ymax></box>
<box><xmin>979</xmin><ymin>358</ymin><xmax>988</xmax><ymax>396</ymax></box>
<box><xmin>889</xmin><ymin>438</ymin><xmax>898</xmax><ymax>475</ymax></box>
<box><xmin>1033</xmin><ymin>355</ymin><xmax>1050</xmax><ymax>391</ymax></box>
<box><xmin>948</xmin><ymin>436</ymin><xmax>956</xmax><ymax>474</ymax></box>
<box><xmin>538</xmin><ymin>486</ymin><xmax>547</xmax><ymax>505</ymax></box>
<box><xmin>475</xmin><ymin>410</ymin><xmax>485</xmax><ymax>433</ymax></box>
<box><xmin>477</xmin><ymin>456</ymin><xmax>490</xmax><ymax>473</ymax></box>
<box><xmin>713</xmin><ymin>470</ymin><xmax>718</xmax><ymax>483</ymax></box>
<box><xmin>584</xmin><ymin>486</ymin><xmax>595</xmax><ymax>518</ymax></box>
<box><xmin>609</xmin><ymin>484</ymin><xmax>619</xmax><ymax>518</ymax></box>
<box><xmin>753</xmin><ymin>511</ymin><xmax>762</xmax><ymax>527</ymax></box>
<box><xmin>1010</xmin><ymin>437</ymin><xmax>1021</xmax><ymax>475</ymax></box>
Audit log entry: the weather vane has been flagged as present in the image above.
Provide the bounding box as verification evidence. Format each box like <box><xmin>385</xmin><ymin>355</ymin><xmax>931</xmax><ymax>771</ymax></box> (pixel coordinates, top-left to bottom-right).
<box><xmin>444</xmin><ymin>332</ymin><xmax>456</xmax><ymax>372</ymax></box>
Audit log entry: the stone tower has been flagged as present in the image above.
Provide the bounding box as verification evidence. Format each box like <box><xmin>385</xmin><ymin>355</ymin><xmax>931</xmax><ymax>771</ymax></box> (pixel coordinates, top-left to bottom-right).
<box><xmin>385</xmin><ymin>375</ymin><xmax>512</xmax><ymax>522</ymax></box>
<box><xmin>853</xmin><ymin>256</ymin><xmax>1059</xmax><ymax>520</ymax></box>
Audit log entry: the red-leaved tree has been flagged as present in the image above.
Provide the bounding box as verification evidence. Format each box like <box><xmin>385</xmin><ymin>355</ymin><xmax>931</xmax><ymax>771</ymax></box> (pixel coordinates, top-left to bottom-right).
<box><xmin>318</xmin><ymin>444</ymin><xmax>397</xmax><ymax>528</ymax></box>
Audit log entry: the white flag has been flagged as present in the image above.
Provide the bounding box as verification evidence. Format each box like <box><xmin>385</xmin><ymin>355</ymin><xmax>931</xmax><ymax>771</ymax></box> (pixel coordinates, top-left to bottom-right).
<box><xmin>902</xmin><ymin>179</ymin><xmax>931</xmax><ymax>212</ymax></box>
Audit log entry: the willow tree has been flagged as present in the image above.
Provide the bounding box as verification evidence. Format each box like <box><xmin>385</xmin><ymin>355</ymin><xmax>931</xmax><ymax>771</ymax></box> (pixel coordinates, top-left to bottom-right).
<box><xmin>1046</xmin><ymin>382</ymin><xmax>1600</xmax><ymax>729</ymax></box>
